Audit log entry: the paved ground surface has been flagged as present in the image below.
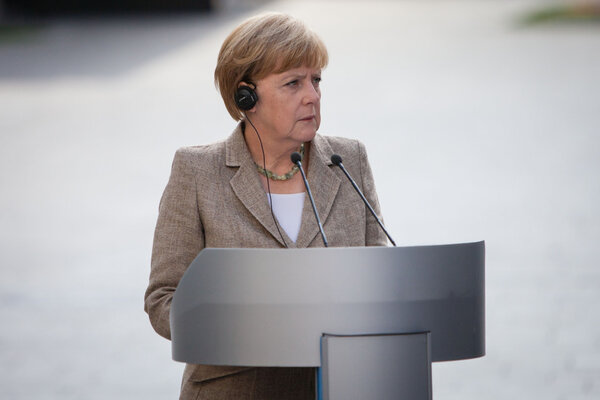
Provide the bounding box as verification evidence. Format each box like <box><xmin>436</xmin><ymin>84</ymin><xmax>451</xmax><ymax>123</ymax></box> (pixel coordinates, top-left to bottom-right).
<box><xmin>1</xmin><ymin>0</ymin><xmax>599</xmax><ymax>398</ymax></box>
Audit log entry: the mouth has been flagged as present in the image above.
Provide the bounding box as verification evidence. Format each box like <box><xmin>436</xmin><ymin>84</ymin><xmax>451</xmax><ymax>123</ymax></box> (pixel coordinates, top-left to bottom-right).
<box><xmin>299</xmin><ymin>115</ymin><xmax>315</xmax><ymax>122</ymax></box>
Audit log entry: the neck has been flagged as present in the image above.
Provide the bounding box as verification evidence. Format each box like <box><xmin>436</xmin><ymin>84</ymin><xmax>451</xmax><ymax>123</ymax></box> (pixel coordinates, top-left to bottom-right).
<box><xmin>243</xmin><ymin>121</ymin><xmax>303</xmax><ymax>174</ymax></box>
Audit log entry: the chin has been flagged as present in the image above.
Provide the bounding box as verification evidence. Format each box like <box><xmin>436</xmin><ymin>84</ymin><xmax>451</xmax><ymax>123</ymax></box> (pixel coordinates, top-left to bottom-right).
<box><xmin>300</xmin><ymin>130</ymin><xmax>317</xmax><ymax>143</ymax></box>
<box><xmin>289</xmin><ymin>123</ymin><xmax>318</xmax><ymax>143</ymax></box>
<box><xmin>304</xmin><ymin>124</ymin><xmax>319</xmax><ymax>138</ymax></box>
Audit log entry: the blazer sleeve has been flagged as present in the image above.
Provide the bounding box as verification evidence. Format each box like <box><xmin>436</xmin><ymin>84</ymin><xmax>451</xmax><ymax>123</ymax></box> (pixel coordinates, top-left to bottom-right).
<box><xmin>144</xmin><ymin>149</ymin><xmax>204</xmax><ymax>340</ymax></box>
<box><xmin>357</xmin><ymin>141</ymin><xmax>389</xmax><ymax>246</ymax></box>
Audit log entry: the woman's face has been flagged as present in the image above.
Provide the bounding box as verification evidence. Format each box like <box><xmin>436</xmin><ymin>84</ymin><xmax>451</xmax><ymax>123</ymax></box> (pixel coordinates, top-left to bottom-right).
<box><xmin>249</xmin><ymin>65</ymin><xmax>322</xmax><ymax>145</ymax></box>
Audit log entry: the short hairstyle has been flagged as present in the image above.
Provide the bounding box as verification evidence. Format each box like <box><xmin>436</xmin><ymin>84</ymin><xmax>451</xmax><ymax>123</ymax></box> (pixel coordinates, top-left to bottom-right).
<box><xmin>215</xmin><ymin>12</ymin><xmax>329</xmax><ymax>121</ymax></box>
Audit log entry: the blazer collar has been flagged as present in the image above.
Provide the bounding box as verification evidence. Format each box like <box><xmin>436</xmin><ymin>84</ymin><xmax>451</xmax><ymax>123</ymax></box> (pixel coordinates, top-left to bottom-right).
<box><xmin>225</xmin><ymin>123</ymin><xmax>341</xmax><ymax>248</ymax></box>
<box><xmin>226</xmin><ymin>123</ymin><xmax>289</xmax><ymax>247</ymax></box>
<box><xmin>225</xmin><ymin>122</ymin><xmax>249</xmax><ymax>168</ymax></box>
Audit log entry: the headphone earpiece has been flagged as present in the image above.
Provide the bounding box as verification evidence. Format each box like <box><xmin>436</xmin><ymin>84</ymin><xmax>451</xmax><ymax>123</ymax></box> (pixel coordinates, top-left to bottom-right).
<box><xmin>235</xmin><ymin>85</ymin><xmax>258</xmax><ymax>111</ymax></box>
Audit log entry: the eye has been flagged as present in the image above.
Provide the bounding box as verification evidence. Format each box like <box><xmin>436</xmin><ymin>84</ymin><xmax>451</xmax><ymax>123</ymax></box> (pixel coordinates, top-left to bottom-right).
<box><xmin>286</xmin><ymin>79</ymin><xmax>299</xmax><ymax>87</ymax></box>
<box><xmin>312</xmin><ymin>76</ymin><xmax>322</xmax><ymax>85</ymax></box>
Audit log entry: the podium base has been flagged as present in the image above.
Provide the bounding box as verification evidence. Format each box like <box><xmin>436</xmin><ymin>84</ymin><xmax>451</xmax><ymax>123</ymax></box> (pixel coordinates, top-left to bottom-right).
<box><xmin>319</xmin><ymin>333</ymin><xmax>432</xmax><ymax>400</ymax></box>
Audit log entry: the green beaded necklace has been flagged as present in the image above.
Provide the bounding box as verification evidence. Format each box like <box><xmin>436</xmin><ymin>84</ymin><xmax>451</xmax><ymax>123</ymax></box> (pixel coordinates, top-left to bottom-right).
<box><xmin>256</xmin><ymin>143</ymin><xmax>305</xmax><ymax>181</ymax></box>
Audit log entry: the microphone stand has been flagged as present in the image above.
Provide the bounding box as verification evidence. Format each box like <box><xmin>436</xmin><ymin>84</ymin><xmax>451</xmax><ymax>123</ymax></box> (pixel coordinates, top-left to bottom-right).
<box><xmin>331</xmin><ymin>154</ymin><xmax>396</xmax><ymax>246</ymax></box>
<box><xmin>291</xmin><ymin>152</ymin><xmax>328</xmax><ymax>247</ymax></box>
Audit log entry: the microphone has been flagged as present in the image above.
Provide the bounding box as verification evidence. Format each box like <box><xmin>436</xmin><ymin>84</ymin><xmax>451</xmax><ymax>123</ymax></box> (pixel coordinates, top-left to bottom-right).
<box><xmin>331</xmin><ymin>154</ymin><xmax>396</xmax><ymax>246</ymax></box>
<box><xmin>291</xmin><ymin>152</ymin><xmax>328</xmax><ymax>247</ymax></box>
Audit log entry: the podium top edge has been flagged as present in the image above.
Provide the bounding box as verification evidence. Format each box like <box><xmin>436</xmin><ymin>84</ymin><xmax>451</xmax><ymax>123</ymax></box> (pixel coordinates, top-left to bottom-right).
<box><xmin>199</xmin><ymin>240</ymin><xmax>485</xmax><ymax>253</ymax></box>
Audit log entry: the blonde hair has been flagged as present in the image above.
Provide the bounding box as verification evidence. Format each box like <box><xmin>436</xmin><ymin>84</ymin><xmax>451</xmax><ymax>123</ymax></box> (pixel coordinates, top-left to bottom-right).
<box><xmin>215</xmin><ymin>12</ymin><xmax>329</xmax><ymax>121</ymax></box>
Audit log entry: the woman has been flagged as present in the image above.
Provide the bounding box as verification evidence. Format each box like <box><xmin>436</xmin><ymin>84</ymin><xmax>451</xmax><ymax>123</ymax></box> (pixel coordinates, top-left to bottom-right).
<box><xmin>145</xmin><ymin>12</ymin><xmax>388</xmax><ymax>400</ymax></box>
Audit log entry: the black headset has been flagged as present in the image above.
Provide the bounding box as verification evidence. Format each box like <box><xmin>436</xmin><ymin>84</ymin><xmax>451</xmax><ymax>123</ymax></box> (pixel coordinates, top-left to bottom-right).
<box><xmin>235</xmin><ymin>84</ymin><xmax>258</xmax><ymax>110</ymax></box>
<box><xmin>233</xmin><ymin>82</ymin><xmax>288</xmax><ymax>247</ymax></box>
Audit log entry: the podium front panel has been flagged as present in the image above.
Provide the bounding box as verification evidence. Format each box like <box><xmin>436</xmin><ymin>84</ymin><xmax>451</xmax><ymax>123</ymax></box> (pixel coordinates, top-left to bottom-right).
<box><xmin>171</xmin><ymin>242</ymin><xmax>485</xmax><ymax>367</ymax></box>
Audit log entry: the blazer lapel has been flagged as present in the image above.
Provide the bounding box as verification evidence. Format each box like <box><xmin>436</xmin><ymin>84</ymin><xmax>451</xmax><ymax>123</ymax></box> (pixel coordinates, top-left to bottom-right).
<box><xmin>226</xmin><ymin>124</ymin><xmax>290</xmax><ymax>247</ymax></box>
<box><xmin>295</xmin><ymin>134</ymin><xmax>341</xmax><ymax>248</ymax></box>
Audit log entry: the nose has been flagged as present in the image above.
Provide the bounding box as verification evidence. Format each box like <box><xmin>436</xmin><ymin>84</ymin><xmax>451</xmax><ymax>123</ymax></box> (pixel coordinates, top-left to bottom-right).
<box><xmin>302</xmin><ymin>80</ymin><xmax>320</xmax><ymax>105</ymax></box>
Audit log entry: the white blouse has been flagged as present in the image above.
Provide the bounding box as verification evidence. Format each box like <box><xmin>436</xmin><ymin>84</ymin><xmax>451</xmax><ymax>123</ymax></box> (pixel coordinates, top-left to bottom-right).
<box><xmin>268</xmin><ymin>192</ymin><xmax>306</xmax><ymax>243</ymax></box>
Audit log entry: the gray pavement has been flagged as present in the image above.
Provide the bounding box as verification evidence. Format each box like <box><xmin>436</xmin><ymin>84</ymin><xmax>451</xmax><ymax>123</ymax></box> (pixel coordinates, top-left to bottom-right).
<box><xmin>1</xmin><ymin>1</ymin><xmax>599</xmax><ymax>398</ymax></box>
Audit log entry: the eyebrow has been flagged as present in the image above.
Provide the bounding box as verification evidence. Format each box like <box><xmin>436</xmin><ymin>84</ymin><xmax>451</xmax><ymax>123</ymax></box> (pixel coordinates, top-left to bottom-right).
<box><xmin>280</xmin><ymin>71</ymin><xmax>321</xmax><ymax>82</ymax></box>
<box><xmin>280</xmin><ymin>73</ymin><xmax>306</xmax><ymax>81</ymax></box>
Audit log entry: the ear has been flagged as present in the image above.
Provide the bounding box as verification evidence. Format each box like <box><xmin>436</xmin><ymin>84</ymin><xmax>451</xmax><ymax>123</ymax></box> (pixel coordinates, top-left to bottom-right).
<box><xmin>236</xmin><ymin>82</ymin><xmax>258</xmax><ymax>113</ymax></box>
<box><xmin>238</xmin><ymin>81</ymin><xmax>256</xmax><ymax>89</ymax></box>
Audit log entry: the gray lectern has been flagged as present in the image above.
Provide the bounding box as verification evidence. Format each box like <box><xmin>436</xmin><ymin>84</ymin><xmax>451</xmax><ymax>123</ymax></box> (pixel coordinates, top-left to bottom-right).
<box><xmin>171</xmin><ymin>242</ymin><xmax>485</xmax><ymax>399</ymax></box>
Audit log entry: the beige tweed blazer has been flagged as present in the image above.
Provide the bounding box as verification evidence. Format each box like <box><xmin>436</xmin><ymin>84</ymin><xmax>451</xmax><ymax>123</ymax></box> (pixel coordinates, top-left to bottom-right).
<box><xmin>144</xmin><ymin>123</ymin><xmax>387</xmax><ymax>398</ymax></box>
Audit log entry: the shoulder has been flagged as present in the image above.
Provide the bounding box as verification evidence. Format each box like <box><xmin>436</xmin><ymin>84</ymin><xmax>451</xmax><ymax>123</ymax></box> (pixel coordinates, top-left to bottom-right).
<box><xmin>317</xmin><ymin>134</ymin><xmax>361</xmax><ymax>149</ymax></box>
<box><xmin>173</xmin><ymin>123</ymin><xmax>246</xmax><ymax>169</ymax></box>
<box><xmin>172</xmin><ymin>139</ymin><xmax>227</xmax><ymax>169</ymax></box>
<box><xmin>314</xmin><ymin>133</ymin><xmax>367</xmax><ymax>162</ymax></box>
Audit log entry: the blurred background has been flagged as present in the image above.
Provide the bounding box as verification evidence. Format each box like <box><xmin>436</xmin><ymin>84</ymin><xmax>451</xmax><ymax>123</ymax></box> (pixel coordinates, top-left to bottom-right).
<box><xmin>1</xmin><ymin>0</ymin><xmax>599</xmax><ymax>399</ymax></box>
